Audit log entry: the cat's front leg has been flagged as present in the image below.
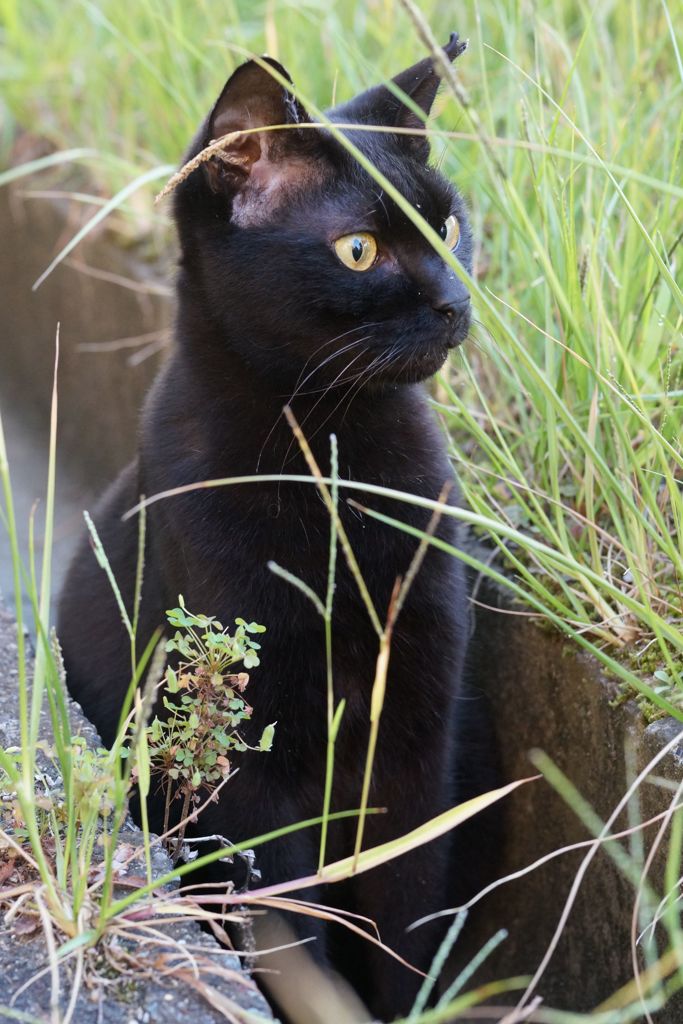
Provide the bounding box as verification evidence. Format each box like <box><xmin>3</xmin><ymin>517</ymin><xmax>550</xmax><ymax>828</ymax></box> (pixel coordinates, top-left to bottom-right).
<box><xmin>339</xmin><ymin>836</ymin><xmax>453</xmax><ymax>1021</ymax></box>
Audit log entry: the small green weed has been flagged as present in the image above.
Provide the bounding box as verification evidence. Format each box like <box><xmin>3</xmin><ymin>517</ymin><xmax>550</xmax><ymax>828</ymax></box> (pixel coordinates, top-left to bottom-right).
<box><xmin>133</xmin><ymin>598</ymin><xmax>274</xmax><ymax>847</ymax></box>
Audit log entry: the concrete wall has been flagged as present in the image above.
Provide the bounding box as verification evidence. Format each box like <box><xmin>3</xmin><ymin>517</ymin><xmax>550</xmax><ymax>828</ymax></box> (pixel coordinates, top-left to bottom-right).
<box><xmin>462</xmin><ymin>579</ymin><xmax>682</xmax><ymax>1016</ymax></box>
<box><xmin>0</xmin><ymin>186</ymin><xmax>171</xmax><ymax>486</ymax></box>
<box><xmin>0</xmin><ymin>185</ymin><xmax>172</xmax><ymax>606</ymax></box>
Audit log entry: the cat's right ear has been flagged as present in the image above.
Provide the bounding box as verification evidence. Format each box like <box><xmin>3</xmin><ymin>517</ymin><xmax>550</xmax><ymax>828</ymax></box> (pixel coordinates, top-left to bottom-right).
<box><xmin>202</xmin><ymin>57</ymin><xmax>313</xmax><ymax>194</ymax></box>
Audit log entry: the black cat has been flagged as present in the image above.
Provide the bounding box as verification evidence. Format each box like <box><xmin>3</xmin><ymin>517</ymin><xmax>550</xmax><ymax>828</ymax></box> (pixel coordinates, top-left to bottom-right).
<box><xmin>58</xmin><ymin>33</ymin><xmax>497</xmax><ymax>1021</ymax></box>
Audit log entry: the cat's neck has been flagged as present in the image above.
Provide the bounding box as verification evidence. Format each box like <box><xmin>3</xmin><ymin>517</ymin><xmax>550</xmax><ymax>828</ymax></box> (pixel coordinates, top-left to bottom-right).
<box><xmin>180</xmin><ymin>347</ymin><xmax>421</xmax><ymax>471</ymax></box>
<box><xmin>166</xmin><ymin>295</ymin><xmax>448</xmax><ymax>489</ymax></box>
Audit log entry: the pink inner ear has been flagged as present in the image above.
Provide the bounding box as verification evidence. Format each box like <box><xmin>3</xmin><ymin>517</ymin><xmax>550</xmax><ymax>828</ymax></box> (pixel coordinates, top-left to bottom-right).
<box><xmin>213</xmin><ymin>91</ymin><xmax>282</xmax><ymax>140</ymax></box>
<box><xmin>215</xmin><ymin>121</ymin><xmax>304</xmax><ymax>183</ymax></box>
<box><xmin>206</xmin><ymin>119</ymin><xmax>322</xmax><ymax>206</ymax></box>
<box><xmin>220</xmin><ymin>133</ymin><xmax>262</xmax><ymax>169</ymax></box>
<box><xmin>204</xmin><ymin>133</ymin><xmax>261</xmax><ymax>194</ymax></box>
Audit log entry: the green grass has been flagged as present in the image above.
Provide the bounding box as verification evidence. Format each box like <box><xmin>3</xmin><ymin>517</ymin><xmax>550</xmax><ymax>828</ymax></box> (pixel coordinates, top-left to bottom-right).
<box><xmin>1</xmin><ymin>0</ymin><xmax>681</xmax><ymax>707</ymax></box>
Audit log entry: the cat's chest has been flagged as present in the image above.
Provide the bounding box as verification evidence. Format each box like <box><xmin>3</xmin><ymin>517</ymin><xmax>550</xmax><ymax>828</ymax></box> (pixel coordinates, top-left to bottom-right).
<box><xmin>225</xmin><ymin>483</ymin><xmax>436</xmax><ymax>587</ymax></box>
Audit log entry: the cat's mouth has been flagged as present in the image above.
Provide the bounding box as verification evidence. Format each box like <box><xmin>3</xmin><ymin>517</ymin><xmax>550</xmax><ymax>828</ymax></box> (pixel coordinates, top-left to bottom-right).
<box><xmin>366</xmin><ymin>310</ymin><xmax>470</xmax><ymax>384</ymax></box>
<box><xmin>379</xmin><ymin>345</ymin><xmax>449</xmax><ymax>384</ymax></box>
<box><xmin>297</xmin><ymin>310</ymin><xmax>470</xmax><ymax>395</ymax></box>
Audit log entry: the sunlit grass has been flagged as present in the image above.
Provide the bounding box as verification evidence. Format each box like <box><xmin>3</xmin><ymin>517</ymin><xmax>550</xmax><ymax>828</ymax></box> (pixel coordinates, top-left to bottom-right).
<box><xmin>1</xmin><ymin>0</ymin><xmax>680</xmax><ymax>700</ymax></box>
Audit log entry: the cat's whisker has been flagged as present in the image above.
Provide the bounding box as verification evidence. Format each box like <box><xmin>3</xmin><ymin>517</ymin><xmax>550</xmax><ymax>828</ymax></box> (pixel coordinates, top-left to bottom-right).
<box><xmin>337</xmin><ymin>358</ymin><xmax>391</xmax><ymax>432</ymax></box>
<box><xmin>278</xmin><ymin>360</ymin><xmax>379</xmax><ymax>476</ymax></box>
<box><xmin>256</xmin><ymin>322</ymin><xmax>381</xmax><ymax>472</ymax></box>
<box><xmin>307</xmin><ymin>347</ymin><xmax>397</xmax><ymax>450</ymax></box>
<box><xmin>276</xmin><ymin>347</ymin><xmax>371</xmax><ymax>477</ymax></box>
<box><xmin>374</xmin><ymin>189</ymin><xmax>390</xmax><ymax>224</ymax></box>
<box><xmin>332</xmin><ymin>356</ymin><xmax>395</xmax><ymax>435</ymax></box>
<box><xmin>290</xmin><ymin>347</ymin><xmax>369</xmax><ymax>429</ymax></box>
<box><xmin>255</xmin><ymin>337</ymin><xmax>371</xmax><ymax>472</ymax></box>
<box><xmin>469</xmin><ymin>318</ymin><xmax>497</xmax><ymax>353</ymax></box>
<box><xmin>295</xmin><ymin>358</ymin><xmax>381</xmax><ymax>397</ymax></box>
<box><xmin>290</xmin><ymin>337</ymin><xmax>370</xmax><ymax>399</ymax></box>
<box><xmin>289</xmin><ymin>322</ymin><xmax>380</xmax><ymax>395</ymax></box>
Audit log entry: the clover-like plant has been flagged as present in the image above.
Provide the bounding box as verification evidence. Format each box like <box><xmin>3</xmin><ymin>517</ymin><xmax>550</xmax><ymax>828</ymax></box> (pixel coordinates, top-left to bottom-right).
<box><xmin>141</xmin><ymin>597</ymin><xmax>274</xmax><ymax>850</ymax></box>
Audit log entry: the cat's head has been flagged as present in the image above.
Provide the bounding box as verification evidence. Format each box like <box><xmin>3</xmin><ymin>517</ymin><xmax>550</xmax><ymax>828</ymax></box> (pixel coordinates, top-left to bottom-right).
<box><xmin>174</xmin><ymin>34</ymin><xmax>472</xmax><ymax>393</ymax></box>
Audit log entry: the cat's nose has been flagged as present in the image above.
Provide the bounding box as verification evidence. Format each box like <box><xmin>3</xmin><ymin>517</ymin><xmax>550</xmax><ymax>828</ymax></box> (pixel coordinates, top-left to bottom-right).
<box><xmin>423</xmin><ymin>265</ymin><xmax>471</xmax><ymax>318</ymax></box>
<box><xmin>433</xmin><ymin>294</ymin><xmax>470</xmax><ymax>319</ymax></box>
<box><xmin>410</xmin><ymin>255</ymin><xmax>471</xmax><ymax>319</ymax></box>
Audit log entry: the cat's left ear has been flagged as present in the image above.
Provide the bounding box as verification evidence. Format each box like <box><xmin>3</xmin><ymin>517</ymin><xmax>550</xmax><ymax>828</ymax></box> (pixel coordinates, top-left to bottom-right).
<box><xmin>338</xmin><ymin>33</ymin><xmax>466</xmax><ymax>161</ymax></box>
<box><xmin>203</xmin><ymin>57</ymin><xmax>313</xmax><ymax>193</ymax></box>
<box><xmin>391</xmin><ymin>34</ymin><xmax>466</xmax><ymax>144</ymax></box>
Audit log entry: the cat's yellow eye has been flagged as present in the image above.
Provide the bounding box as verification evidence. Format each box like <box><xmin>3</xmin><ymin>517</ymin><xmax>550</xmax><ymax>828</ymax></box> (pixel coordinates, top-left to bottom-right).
<box><xmin>334</xmin><ymin>232</ymin><xmax>378</xmax><ymax>272</ymax></box>
<box><xmin>439</xmin><ymin>215</ymin><xmax>460</xmax><ymax>250</ymax></box>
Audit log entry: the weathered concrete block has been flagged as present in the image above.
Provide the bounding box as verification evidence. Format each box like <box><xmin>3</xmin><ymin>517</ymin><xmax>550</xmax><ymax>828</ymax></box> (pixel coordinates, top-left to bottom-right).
<box><xmin>462</xmin><ymin>571</ymin><xmax>683</xmax><ymax>1015</ymax></box>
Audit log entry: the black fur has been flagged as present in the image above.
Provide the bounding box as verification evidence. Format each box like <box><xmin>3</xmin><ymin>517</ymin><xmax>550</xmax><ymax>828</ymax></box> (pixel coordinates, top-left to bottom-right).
<box><xmin>58</xmin><ymin>35</ymin><xmax>497</xmax><ymax>1021</ymax></box>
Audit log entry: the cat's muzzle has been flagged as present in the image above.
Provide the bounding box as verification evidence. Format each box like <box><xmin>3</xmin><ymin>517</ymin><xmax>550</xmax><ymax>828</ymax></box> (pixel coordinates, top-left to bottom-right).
<box><xmin>443</xmin><ymin>301</ymin><xmax>472</xmax><ymax>348</ymax></box>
